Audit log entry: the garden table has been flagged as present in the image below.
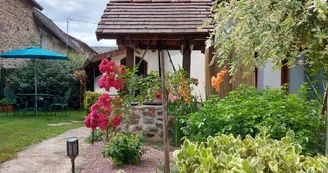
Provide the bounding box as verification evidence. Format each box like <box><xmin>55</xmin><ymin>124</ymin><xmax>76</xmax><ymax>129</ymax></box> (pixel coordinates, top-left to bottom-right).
<box><xmin>16</xmin><ymin>94</ymin><xmax>53</xmax><ymax>117</ymax></box>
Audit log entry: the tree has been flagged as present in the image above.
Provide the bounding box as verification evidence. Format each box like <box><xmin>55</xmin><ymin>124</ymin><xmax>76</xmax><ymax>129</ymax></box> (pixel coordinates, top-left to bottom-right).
<box><xmin>205</xmin><ymin>0</ymin><xmax>328</xmax><ymax>154</ymax></box>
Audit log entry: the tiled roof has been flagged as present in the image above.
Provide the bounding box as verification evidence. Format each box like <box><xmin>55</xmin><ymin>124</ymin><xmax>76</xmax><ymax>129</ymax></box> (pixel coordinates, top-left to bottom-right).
<box><xmin>92</xmin><ymin>48</ymin><xmax>126</xmax><ymax>63</ymax></box>
<box><xmin>32</xmin><ymin>8</ymin><xmax>81</xmax><ymax>52</ymax></box>
<box><xmin>96</xmin><ymin>0</ymin><xmax>212</xmax><ymax>39</ymax></box>
<box><xmin>91</xmin><ymin>46</ymin><xmax>118</xmax><ymax>54</ymax></box>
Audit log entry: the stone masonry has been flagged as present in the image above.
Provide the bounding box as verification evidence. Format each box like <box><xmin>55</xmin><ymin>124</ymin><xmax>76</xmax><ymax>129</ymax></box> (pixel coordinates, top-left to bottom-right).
<box><xmin>0</xmin><ymin>0</ymin><xmax>40</xmax><ymax>68</ymax></box>
<box><xmin>119</xmin><ymin>105</ymin><xmax>174</xmax><ymax>142</ymax></box>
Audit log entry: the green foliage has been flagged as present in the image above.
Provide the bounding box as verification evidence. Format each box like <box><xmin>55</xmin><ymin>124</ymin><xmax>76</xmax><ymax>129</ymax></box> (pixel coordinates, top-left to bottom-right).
<box><xmin>8</xmin><ymin>52</ymin><xmax>85</xmax><ymax>108</ymax></box>
<box><xmin>131</xmin><ymin>70</ymin><xmax>161</xmax><ymax>103</ymax></box>
<box><xmin>0</xmin><ymin>98</ymin><xmax>16</xmax><ymax>104</ymax></box>
<box><xmin>174</xmin><ymin>127</ymin><xmax>328</xmax><ymax>173</ymax></box>
<box><xmin>182</xmin><ymin>84</ymin><xmax>323</xmax><ymax>155</ymax></box>
<box><xmin>84</xmin><ymin>129</ymin><xmax>104</xmax><ymax>144</ymax></box>
<box><xmin>102</xmin><ymin>133</ymin><xmax>145</xmax><ymax>165</ymax></box>
<box><xmin>205</xmin><ymin>0</ymin><xmax>328</xmax><ymax>79</ymax></box>
<box><xmin>83</xmin><ymin>91</ymin><xmax>102</xmax><ymax>114</ymax></box>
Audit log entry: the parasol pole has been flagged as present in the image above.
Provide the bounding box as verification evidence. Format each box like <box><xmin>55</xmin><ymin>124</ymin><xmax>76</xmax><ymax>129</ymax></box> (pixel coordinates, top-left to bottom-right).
<box><xmin>34</xmin><ymin>60</ymin><xmax>38</xmax><ymax>117</ymax></box>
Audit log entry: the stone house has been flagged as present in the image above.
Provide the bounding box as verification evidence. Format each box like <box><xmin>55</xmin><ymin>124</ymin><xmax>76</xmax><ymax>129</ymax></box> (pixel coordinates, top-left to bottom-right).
<box><xmin>0</xmin><ymin>0</ymin><xmax>96</xmax><ymax>68</ymax></box>
<box><xmin>0</xmin><ymin>0</ymin><xmax>96</xmax><ymax>97</ymax></box>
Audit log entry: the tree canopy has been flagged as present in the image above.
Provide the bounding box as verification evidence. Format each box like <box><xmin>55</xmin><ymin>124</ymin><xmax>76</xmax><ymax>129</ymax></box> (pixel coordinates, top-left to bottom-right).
<box><xmin>206</xmin><ymin>0</ymin><xmax>328</xmax><ymax>78</ymax></box>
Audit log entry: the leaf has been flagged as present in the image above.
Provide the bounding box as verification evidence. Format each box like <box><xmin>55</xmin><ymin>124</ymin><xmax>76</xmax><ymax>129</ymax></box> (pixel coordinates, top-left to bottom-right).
<box><xmin>269</xmin><ymin>161</ymin><xmax>279</xmax><ymax>172</ymax></box>
<box><xmin>286</xmin><ymin>130</ymin><xmax>295</xmax><ymax>141</ymax></box>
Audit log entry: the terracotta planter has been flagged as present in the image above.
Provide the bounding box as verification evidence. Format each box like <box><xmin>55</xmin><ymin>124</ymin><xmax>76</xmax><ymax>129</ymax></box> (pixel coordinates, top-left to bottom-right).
<box><xmin>1</xmin><ymin>105</ymin><xmax>14</xmax><ymax>112</ymax></box>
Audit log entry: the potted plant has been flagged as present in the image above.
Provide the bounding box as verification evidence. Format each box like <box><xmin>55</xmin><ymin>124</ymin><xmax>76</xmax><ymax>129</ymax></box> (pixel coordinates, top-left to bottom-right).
<box><xmin>0</xmin><ymin>98</ymin><xmax>16</xmax><ymax>112</ymax></box>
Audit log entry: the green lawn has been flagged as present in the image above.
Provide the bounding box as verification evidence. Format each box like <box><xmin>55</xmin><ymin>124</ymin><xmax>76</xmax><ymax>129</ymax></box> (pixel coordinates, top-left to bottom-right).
<box><xmin>0</xmin><ymin>110</ymin><xmax>85</xmax><ymax>163</ymax></box>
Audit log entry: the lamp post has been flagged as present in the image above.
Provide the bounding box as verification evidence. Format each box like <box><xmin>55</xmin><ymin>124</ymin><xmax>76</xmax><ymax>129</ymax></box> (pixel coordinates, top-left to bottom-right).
<box><xmin>67</xmin><ymin>137</ymin><xmax>79</xmax><ymax>173</ymax></box>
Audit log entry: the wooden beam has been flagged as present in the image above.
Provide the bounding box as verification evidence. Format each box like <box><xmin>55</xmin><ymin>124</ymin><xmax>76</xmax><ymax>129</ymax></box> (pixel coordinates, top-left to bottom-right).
<box><xmin>158</xmin><ymin>41</ymin><xmax>170</xmax><ymax>173</ymax></box>
<box><xmin>117</xmin><ymin>40</ymin><xmax>143</xmax><ymax>54</ymax></box>
<box><xmin>126</xmin><ymin>47</ymin><xmax>135</xmax><ymax>69</ymax></box>
<box><xmin>99</xmin><ymin>33</ymin><xmax>209</xmax><ymax>41</ymax></box>
<box><xmin>183</xmin><ymin>40</ymin><xmax>192</xmax><ymax>76</ymax></box>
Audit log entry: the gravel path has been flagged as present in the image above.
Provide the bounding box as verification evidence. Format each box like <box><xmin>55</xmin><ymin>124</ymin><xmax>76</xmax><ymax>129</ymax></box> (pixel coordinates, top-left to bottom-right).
<box><xmin>0</xmin><ymin>127</ymin><xmax>90</xmax><ymax>173</ymax></box>
<box><xmin>80</xmin><ymin>142</ymin><xmax>173</xmax><ymax>173</ymax></box>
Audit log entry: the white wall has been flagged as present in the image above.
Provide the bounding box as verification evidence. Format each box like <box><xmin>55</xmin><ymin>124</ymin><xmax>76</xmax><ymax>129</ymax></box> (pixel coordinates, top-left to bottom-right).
<box><xmin>93</xmin><ymin>50</ymin><xmax>206</xmax><ymax>100</ymax></box>
<box><xmin>289</xmin><ymin>64</ymin><xmax>305</xmax><ymax>94</ymax></box>
<box><xmin>257</xmin><ymin>61</ymin><xmax>281</xmax><ymax>89</ymax></box>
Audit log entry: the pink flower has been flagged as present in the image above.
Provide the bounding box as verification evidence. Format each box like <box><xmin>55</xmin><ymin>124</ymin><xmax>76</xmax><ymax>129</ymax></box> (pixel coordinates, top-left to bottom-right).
<box><xmin>168</xmin><ymin>93</ymin><xmax>180</xmax><ymax>102</ymax></box>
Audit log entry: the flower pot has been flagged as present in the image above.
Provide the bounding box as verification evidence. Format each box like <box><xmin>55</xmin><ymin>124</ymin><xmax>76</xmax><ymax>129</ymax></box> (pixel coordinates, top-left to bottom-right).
<box><xmin>1</xmin><ymin>104</ymin><xmax>14</xmax><ymax>112</ymax></box>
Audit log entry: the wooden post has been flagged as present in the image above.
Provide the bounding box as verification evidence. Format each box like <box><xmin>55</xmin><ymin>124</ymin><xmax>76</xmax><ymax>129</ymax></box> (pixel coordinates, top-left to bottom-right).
<box><xmin>126</xmin><ymin>47</ymin><xmax>135</xmax><ymax>69</ymax></box>
<box><xmin>322</xmin><ymin>83</ymin><xmax>328</xmax><ymax>156</ymax></box>
<box><xmin>205</xmin><ymin>45</ymin><xmax>214</xmax><ymax>98</ymax></box>
<box><xmin>158</xmin><ymin>40</ymin><xmax>170</xmax><ymax>173</ymax></box>
<box><xmin>183</xmin><ymin>40</ymin><xmax>191</xmax><ymax>76</ymax></box>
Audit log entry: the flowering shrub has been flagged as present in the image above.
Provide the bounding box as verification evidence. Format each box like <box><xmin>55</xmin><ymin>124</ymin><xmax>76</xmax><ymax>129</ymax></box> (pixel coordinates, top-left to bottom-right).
<box><xmin>98</xmin><ymin>59</ymin><xmax>126</xmax><ymax>91</ymax></box>
<box><xmin>73</xmin><ymin>69</ymin><xmax>87</xmax><ymax>84</ymax></box>
<box><xmin>166</xmin><ymin>69</ymin><xmax>198</xmax><ymax>105</ymax></box>
<box><xmin>84</xmin><ymin>59</ymin><xmax>128</xmax><ymax>141</ymax></box>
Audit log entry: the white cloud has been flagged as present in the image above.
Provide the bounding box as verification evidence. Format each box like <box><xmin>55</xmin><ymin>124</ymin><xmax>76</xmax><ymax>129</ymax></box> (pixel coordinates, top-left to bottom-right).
<box><xmin>38</xmin><ymin>0</ymin><xmax>84</xmax><ymax>12</ymax></box>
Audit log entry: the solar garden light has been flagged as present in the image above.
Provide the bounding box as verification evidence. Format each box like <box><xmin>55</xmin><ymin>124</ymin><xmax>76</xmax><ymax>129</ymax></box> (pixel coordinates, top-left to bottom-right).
<box><xmin>67</xmin><ymin>137</ymin><xmax>79</xmax><ymax>173</ymax></box>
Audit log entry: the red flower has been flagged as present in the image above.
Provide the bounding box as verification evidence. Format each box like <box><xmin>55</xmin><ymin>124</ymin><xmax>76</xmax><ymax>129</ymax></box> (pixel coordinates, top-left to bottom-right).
<box><xmin>112</xmin><ymin>115</ymin><xmax>122</xmax><ymax>128</ymax></box>
<box><xmin>155</xmin><ymin>92</ymin><xmax>162</xmax><ymax>100</ymax></box>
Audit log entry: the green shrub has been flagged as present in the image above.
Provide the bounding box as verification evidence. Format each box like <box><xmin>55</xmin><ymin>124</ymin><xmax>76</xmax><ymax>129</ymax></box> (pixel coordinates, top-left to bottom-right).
<box><xmin>102</xmin><ymin>133</ymin><xmax>145</xmax><ymax>165</ymax></box>
<box><xmin>174</xmin><ymin>126</ymin><xmax>328</xmax><ymax>173</ymax></box>
<box><xmin>182</xmin><ymin>84</ymin><xmax>323</xmax><ymax>155</ymax></box>
<box><xmin>8</xmin><ymin>52</ymin><xmax>85</xmax><ymax>108</ymax></box>
<box><xmin>84</xmin><ymin>129</ymin><xmax>104</xmax><ymax>143</ymax></box>
<box><xmin>83</xmin><ymin>91</ymin><xmax>102</xmax><ymax>114</ymax></box>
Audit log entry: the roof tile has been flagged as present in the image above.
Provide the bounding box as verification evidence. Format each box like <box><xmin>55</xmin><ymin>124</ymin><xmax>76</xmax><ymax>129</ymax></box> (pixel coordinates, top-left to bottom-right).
<box><xmin>96</xmin><ymin>0</ymin><xmax>212</xmax><ymax>39</ymax></box>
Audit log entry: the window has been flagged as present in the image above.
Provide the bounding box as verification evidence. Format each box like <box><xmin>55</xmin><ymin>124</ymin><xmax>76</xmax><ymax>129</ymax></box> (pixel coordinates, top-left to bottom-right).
<box><xmin>52</xmin><ymin>38</ymin><xmax>58</xmax><ymax>52</ymax></box>
<box><xmin>39</xmin><ymin>28</ymin><xmax>47</xmax><ymax>49</ymax></box>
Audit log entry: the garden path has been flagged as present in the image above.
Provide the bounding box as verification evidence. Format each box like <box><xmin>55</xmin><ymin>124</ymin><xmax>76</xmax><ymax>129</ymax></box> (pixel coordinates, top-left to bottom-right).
<box><xmin>0</xmin><ymin>127</ymin><xmax>90</xmax><ymax>173</ymax></box>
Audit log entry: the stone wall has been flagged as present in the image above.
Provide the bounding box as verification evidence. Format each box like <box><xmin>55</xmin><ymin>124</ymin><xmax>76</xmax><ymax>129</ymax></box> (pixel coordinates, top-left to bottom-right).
<box><xmin>0</xmin><ymin>0</ymin><xmax>40</xmax><ymax>68</ymax></box>
<box><xmin>119</xmin><ymin>105</ymin><xmax>174</xmax><ymax>142</ymax></box>
<box><xmin>0</xmin><ymin>0</ymin><xmax>81</xmax><ymax>69</ymax></box>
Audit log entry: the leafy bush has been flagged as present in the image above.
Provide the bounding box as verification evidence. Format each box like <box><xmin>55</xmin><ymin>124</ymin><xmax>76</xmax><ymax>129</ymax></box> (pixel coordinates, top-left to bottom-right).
<box><xmin>83</xmin><ymin>91</ymin><xmax>102</xmax><ymax>114</ymax></box>
<box><xmin>182</xmin><ymin>84</ymin><xmax>323</xmax><ymax>155</ymax></box>
<box><xmin>8</xmin><ymin>52</ymin><xmax>85</xmax><ymax>108</ymax></box>
<box><xmin>102</xmin><ymin>133</ymin><xmax>145</xmax><ymax>165</ymax></box>
<box><xmin>174</xmin><ymin>127</ymin><xmax>328</xmax><ymax>173</ymax></box>
<box><xmin>84</xmin><ymin>129</ymin><xmax>104</xmax><ymax>144</ymax></box>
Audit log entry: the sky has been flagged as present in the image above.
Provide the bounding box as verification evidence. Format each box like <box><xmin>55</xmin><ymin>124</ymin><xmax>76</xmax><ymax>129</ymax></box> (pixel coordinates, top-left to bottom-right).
<box><xmin>37</xmin><ymin>0</ymin><xmax>116</xmax><ymax>47</ymax></box>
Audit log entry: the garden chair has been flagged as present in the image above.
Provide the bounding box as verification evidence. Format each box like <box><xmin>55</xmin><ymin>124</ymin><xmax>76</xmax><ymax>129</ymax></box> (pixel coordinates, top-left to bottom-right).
<box><xmin>2</xmin><ymin>88</ymin><xmax>28</xmax><ymax>116</ymax></box>
<box><xmin>50</xmin><ymin>88</ymin><xmax>72</xmax><ymax>116</ymax></box>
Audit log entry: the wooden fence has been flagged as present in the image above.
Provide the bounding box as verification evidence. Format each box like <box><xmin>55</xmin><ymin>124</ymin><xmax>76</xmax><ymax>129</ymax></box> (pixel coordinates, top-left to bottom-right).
<box><xmin>205</xmin><ymin>46</ymin><xmax>256</xmax><ymax>98</ymax></box>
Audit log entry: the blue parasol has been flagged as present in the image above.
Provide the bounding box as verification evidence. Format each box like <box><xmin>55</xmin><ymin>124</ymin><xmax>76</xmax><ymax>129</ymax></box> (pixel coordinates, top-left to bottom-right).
<box><xmin>0</xmin><ymin>47</ymin><xmax>68</xmax><ymax>116</ymax></box>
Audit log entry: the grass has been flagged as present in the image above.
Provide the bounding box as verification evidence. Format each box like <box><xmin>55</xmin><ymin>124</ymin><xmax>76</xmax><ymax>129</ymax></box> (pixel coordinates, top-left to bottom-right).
<box><xmin>0</xmin><ymin>110</ymin><xmax>85</xmax><ymax>163</ymax></box>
